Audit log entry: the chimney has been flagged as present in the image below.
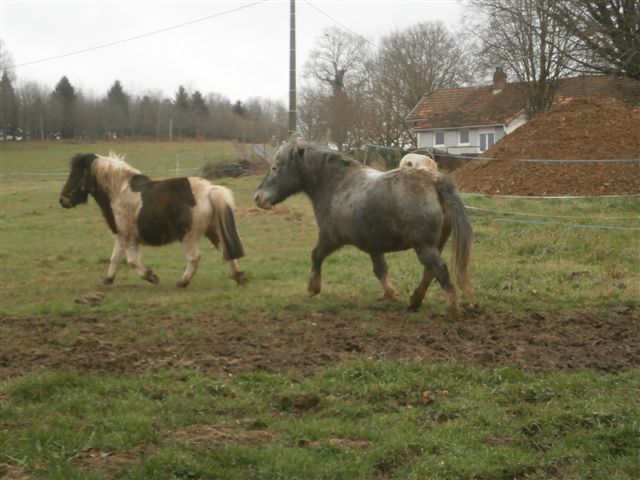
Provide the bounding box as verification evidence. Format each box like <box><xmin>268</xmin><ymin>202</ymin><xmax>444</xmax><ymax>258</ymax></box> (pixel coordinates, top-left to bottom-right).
<box><xmin>492</xmin><ymin>67</ymin><xmax>507</xmax><ymax>93</ymax></box>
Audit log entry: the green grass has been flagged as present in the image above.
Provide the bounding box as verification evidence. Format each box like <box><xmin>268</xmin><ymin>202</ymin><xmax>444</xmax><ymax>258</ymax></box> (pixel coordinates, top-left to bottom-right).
<box><xmin>2</xmin><ymin>141</ymin><xmax>638</xmax><ymax>317</ymax></box>
<box><xmin>1</xmin><ymin>364</ymin><xmax>638</xmax><ymax>479</ymax></box>
<box><xmin>1</xmin><ymin>141</ymin><xmax>639</xmax><ymax>479</ymax></box>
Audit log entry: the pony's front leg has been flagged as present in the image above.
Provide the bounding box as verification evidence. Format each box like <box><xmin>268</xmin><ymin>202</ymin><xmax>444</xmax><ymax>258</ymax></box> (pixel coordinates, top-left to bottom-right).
<box><xmin>370</xmin><ymin>253</ymin><xmax>399</xmax><ymax>301</ymax></box>
<box><xmin>104</xmin><ymin>237</ymin><xmax>125</xmax><ymax>285</ymax></box>
<box><xmin>308</xmin><ymin>237</ymin><xmax>338</xmax><ymax>297</ymax></box>
<box><xmin>125</xmin><ymin>244</ymin><xmax>159</xmax><ymax>284</ymax></box>
<box><xmin>177</xmin><ymin>239</ymin><xmax>201</xmax><ymax>288</ymax></box>
<box><xmin>408</xmin><ymin>268</ymin><xmax>434</xmax><ymax>311</ymax></box>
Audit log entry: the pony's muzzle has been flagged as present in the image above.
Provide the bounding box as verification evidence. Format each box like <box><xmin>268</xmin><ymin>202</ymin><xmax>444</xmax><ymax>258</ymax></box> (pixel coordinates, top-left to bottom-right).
<box><xmin>253</xmin><ymin>190</ymin><xmax>272</xmax><ymax>210</ymax></box>
<box><xmin>59</xmin><ymin>195</ymin><xmax>73</xmax><ymax>208</ymax></box>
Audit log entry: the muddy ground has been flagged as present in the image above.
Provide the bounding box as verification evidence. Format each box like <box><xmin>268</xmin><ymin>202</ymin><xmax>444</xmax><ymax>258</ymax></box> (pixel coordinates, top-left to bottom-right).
<box><xmin>2</xmin><ymin>305</ymin><xmax>638</xmax><ymax>381</ymax></box>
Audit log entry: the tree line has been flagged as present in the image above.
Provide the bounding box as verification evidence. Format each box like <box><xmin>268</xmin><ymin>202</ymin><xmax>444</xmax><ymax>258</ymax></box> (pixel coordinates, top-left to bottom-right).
<box><xmin>0</xmin><ymin>59</ymin><xmax>288</xmax><ymax>143</ymax></box>
<box><xmin>1</xmin><ymin>0</ymin><xmax>637</xmax><ymax>148</ymax></box>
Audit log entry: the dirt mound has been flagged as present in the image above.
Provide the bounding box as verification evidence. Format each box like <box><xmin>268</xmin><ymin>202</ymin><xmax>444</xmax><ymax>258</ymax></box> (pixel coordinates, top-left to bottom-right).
<box><xmin>1</xmin><ymin>306</ymin><xmax>638</xmax><ymax>380</ymax></box>
<box><xmin>485</xmin><ymin>98</ymin><xmax>640</xmax><ymax>161</ymax></box>
<box><xmin>453</xmin><ymin>98</ymin><xmax>640</xmax><ymax>196</ymax></box>
<box><xmin>452</xmin><ymin>159</ymin><xmax>640</xmax><ymax>196</ymax></box>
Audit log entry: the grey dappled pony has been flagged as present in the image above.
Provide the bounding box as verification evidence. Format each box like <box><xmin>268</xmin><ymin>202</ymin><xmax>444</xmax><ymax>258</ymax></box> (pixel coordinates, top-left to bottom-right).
<box><xmin>254</xmin><ymin>140</ymin><xmax>473</xmax><ymax>316</ymax></box>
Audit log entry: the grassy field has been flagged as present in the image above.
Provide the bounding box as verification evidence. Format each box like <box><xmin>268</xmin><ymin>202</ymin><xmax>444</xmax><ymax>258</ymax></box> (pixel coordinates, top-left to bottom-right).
<box><xmin>1</xmin><ymin>141</ymin><xmax>639</xmax><ymax>479</ymax></box>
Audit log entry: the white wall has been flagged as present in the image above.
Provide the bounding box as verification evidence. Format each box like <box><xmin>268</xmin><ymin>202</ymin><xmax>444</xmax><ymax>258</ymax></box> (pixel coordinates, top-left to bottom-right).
<box><xmin>416</xmin><ymin>125</ymin><xmax>506</xmax><ymax>154</ymax></box>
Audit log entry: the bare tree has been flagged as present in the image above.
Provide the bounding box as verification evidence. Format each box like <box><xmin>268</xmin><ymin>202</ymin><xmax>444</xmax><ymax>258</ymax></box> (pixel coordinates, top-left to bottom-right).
<box><xmin>551</xmin><ymin>0</ymin><xmax>640</xmax><ymax>79</ymax></box>
<box><xmin>466</xmin><ymin>0</ymin><xmax>578</xmax><ymax>117</ymax></box>
<box><xmin>378</xmin><ymin>22</ymin><xmax>472</xmax><ymax>114</ymax></box>
<box><xmin>366</xmin><ymin>21</ymin><xmax>473</xmax><ymax>147</ymax></box>
<box><xmin>302</xmin><ymin>27</ymin><xmax>371</xmax><ymax>149</ymax></box>
<box><xmin>17</xmin><ymin>81</ymin><xmax>47</xmax><ymax>139</ymax></box>
<box><xmin>305</xmin><ymin>26</ymin><xmax>369</xmax><ymax>94</ymax></box>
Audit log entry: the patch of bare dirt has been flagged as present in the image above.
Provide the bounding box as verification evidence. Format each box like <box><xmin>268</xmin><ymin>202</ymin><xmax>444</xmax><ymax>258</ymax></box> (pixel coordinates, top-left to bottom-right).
<box><xmin>0</xmin><ymin>464</ymin><xmax>31</xmax><ymax>480</ymax></box>
<box><xmin>76</xmin><ymin>424</ymin><xmax>278</xmax><ymax>474</ymax></box>
<box><xmin>453</xmin><ymin>98</ymin><xmax>640</xmax><ymax>196</ymax></box>
<box><xmin>1</xmin><ymin>306</ymin><xmax>638</xmax><ymax>381</ymax></box>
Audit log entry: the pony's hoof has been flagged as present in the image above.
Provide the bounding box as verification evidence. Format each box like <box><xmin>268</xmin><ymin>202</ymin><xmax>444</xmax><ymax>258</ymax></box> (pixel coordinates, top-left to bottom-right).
<box><xmin>408</xmin><ymin>295</ymin><xmax>423</xmax><ymax>311</ymax></box>
<box><xmin>308</xmin><ymin>287</ymin><xmax>321</xmax><ymax>297</ymax></box>
<box><xmin>307</xmin><ymin>272</ymin><xmax>322</xmax><ymax>297</ymax></box>
<box><xmin>103</xmin><ymin>277</ymin><xmax>114</xmax><ymax>285</ymax></box>
<box><xmin>383</xmin><ymin>292</ymin><xmax>400</xmax><ymax>302</ymax></box>
<box><xmin>232</xmin><ymin>271</ymin><xmax>248</xmax><ymax>286</ymax></box>
<box><xmin>176</xmin><ymin>280</ymin><xmax>190</xmax><ymax>288</ymax></box>
<box><xmin>144</xmin><ymin>271</ymin><xmax>160</xmax><ymax>284</ymax></box>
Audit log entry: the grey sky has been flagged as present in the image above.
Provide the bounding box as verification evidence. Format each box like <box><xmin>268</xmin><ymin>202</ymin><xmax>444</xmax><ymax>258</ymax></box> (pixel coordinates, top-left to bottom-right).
<box><xmin>2</xmin><ymin>0</ymin><xmax>462</xmax><ymax>103</ymax></box>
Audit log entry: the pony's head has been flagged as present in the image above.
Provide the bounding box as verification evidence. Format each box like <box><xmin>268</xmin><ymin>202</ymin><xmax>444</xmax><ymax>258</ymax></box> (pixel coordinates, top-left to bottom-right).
<box><xmin>59</xmin><ymin>153</ymin><xmax>98</xmax><ymax>208</ymax></box>
<box><xmin>254</xmin><ymin>140</ymin><xmax>307</xmax><ymax>209</ymax></box>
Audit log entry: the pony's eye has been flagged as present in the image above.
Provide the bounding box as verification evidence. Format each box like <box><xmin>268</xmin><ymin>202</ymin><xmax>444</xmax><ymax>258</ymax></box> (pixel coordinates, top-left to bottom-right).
<box><xmin>271</xmin><ymin>166</ymin><xmax>278</xmax><ymax>172</ymax></box>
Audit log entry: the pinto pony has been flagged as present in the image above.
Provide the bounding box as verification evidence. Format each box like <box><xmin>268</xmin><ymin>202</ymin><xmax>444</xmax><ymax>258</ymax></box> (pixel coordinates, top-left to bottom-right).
<box><xmin>254</xmin><ymin>141</ymin><xmax>472</xmax><ymax>316</ymax></box>
<box><xmin>59</xmin><ymin>153</ymin><xmax>246</xmax><ymax>287</ymax></box>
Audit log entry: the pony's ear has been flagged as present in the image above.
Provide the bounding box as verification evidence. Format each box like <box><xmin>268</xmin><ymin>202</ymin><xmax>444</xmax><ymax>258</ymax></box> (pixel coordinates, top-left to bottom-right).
<box><xmin>71</xmin><ymin>153</ymin><xmax>97</xmax><ymax>172</ymax></box>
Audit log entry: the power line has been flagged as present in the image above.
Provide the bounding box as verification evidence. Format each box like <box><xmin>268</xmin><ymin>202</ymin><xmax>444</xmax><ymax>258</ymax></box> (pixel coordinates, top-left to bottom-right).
<box><xmin>302</xmin><ymin>0</ymin><xmax>377</xmax><ymax>47</ymax></box>
<box><xmin>14</xmin><ymin>0</ymin><xmax>267</xmax><ymax>69</ymax></box>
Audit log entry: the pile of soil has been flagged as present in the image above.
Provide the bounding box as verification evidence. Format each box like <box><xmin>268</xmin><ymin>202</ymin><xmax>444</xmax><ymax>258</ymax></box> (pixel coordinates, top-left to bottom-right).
<box><xmin>453</xmin><ymin>98</ymin><xmax>640</xmax><ymax>196</ymax></box>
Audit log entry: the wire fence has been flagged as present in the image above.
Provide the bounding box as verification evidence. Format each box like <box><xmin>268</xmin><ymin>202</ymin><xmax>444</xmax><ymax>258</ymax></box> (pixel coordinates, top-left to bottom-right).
<box><xmin>3</xmin><ymin>150</ymin><xmax>638</xmax><ymax>232</ymax></box>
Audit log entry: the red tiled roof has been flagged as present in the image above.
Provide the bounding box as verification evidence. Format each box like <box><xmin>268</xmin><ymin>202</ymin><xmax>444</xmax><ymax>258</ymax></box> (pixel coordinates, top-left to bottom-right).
<box><xmin>405</xmin><ymin>75</ymin><xmax>640</xmax><ymax>130</ymax></box>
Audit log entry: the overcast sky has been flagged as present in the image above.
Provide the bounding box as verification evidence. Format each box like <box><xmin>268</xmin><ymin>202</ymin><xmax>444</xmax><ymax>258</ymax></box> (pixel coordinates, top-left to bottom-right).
<box><xmin>2</xmin><ymin>0</ymin><xmax>462</xmax><ymax>103</ymax></box>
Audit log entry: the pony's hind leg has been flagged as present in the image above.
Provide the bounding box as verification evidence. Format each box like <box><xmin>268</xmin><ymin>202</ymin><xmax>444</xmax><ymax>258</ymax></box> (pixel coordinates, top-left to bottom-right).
<box><xmin>413</xmin><ymin>246</ymin><xmax>458</xmax><ymax>317</ymax></box>
<box><xmin>104</xmin><ymin>237</ymin><xmax>125</xmax><ymax>285</ymax></box>
<box><xmin>177</xmin><ymin>238</ymin><xmax>202</xmax><ymax>288</ymax></box>
<box><xmin>125</xmin><ymin>244</ymin><xmax>159</xmax><ymax>284</ymax></box>
<box><xmin>370</xmin><ymin>253</ymin><xmax>399</xmax><ymax>301</ymax></box>
<box><xmin>206</xmin><ymin>228</ymin><xmax>247</xmax><ymax>285</ymax></box>
<box><xmin>228</xmin><ymin>259</ymin><xmax>248</xmax><ymax>285</ymax></box>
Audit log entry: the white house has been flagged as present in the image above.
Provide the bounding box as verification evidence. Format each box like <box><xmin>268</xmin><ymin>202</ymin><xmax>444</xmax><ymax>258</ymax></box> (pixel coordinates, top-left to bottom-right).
<box><xmin>404</xmin><ymin>70</ymin><xmax>640</xmax><ymax>155</ymax></box>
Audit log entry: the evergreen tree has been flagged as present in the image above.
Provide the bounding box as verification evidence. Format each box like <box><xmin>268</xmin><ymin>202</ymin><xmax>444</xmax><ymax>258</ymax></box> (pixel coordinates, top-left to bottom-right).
<box><xmin>51</xmin><ymin>76</ymin><xmax>76</xmax><ymax>138</ymax></box>
<box><xmin>105</xmin><ymin>80</ymin><xmax>130</xmax><ymax>137</ymax></box>
<box><xmin>0</xmin><ymin>72</ymin><xmax>19</xmax><ymax>137</ymax></box>
<box><xmin>191</xmin><ymin>90</ymin><xmax>209</xmax><ymax>137</ymax></box>
<box><xmin>231</xmin><ymin>100</ymin><xmax>246</xmax><ymax>116</ymax></box>
<box><xmin>134</xmin><ymin>95</ymin><xmax>158</xmax><ymax>137</ymax></box>
<box><xmin>173</xmin><ymin>86</ymin><xmax>192</xmax><ymax>137</ymax></box>
<box><xmin>191</xmin><ymin>91</ymin><xmax>208</xmax><ymax>117</ymax></box>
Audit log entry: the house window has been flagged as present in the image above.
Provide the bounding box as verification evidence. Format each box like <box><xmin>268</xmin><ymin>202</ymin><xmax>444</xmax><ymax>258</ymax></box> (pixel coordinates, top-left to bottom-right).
<box><xmin>459</xmin><ymin>129</ymin><xmax>470</xmax><ymax>145</ymax></box>
<box><xmin>434</xmin><ymin>131</ymin><xmax>445</xmax><ymax>147</ymax></box>
<box><xmin>479</xmin><ymin>131</ymin><xmax>495</xmax><ymax>152</ymax></box>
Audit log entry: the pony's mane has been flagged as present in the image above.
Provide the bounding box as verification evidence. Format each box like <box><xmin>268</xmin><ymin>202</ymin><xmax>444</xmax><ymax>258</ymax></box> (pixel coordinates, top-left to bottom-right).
<box><xmin>93</xmin><ymin>152</ymin><xmax>141</xmax><ymax>196</ymax></box>
<box><xmin>277</xmin><ymin>140</ymin><xmax>360</xmax><ymax>169</ymax></box>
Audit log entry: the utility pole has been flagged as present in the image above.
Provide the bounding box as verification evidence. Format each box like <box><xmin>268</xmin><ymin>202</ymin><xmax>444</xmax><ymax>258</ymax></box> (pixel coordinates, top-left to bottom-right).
<box><xmin>288</xmin><ymin>0</ymin><xmax>297</xmax><ymax>135</ymax></box>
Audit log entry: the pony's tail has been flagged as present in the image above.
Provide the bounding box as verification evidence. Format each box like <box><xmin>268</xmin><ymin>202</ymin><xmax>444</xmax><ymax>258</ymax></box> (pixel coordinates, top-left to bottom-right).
<box><xmin>436</xmin><ymin>177</ymin><xmax>473</xmax><ymax>294</ymax></box>
<box><xmin>209</xmin><ymin>186</ymin><xmax>245</xmax><ymax>260</ymax></box>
